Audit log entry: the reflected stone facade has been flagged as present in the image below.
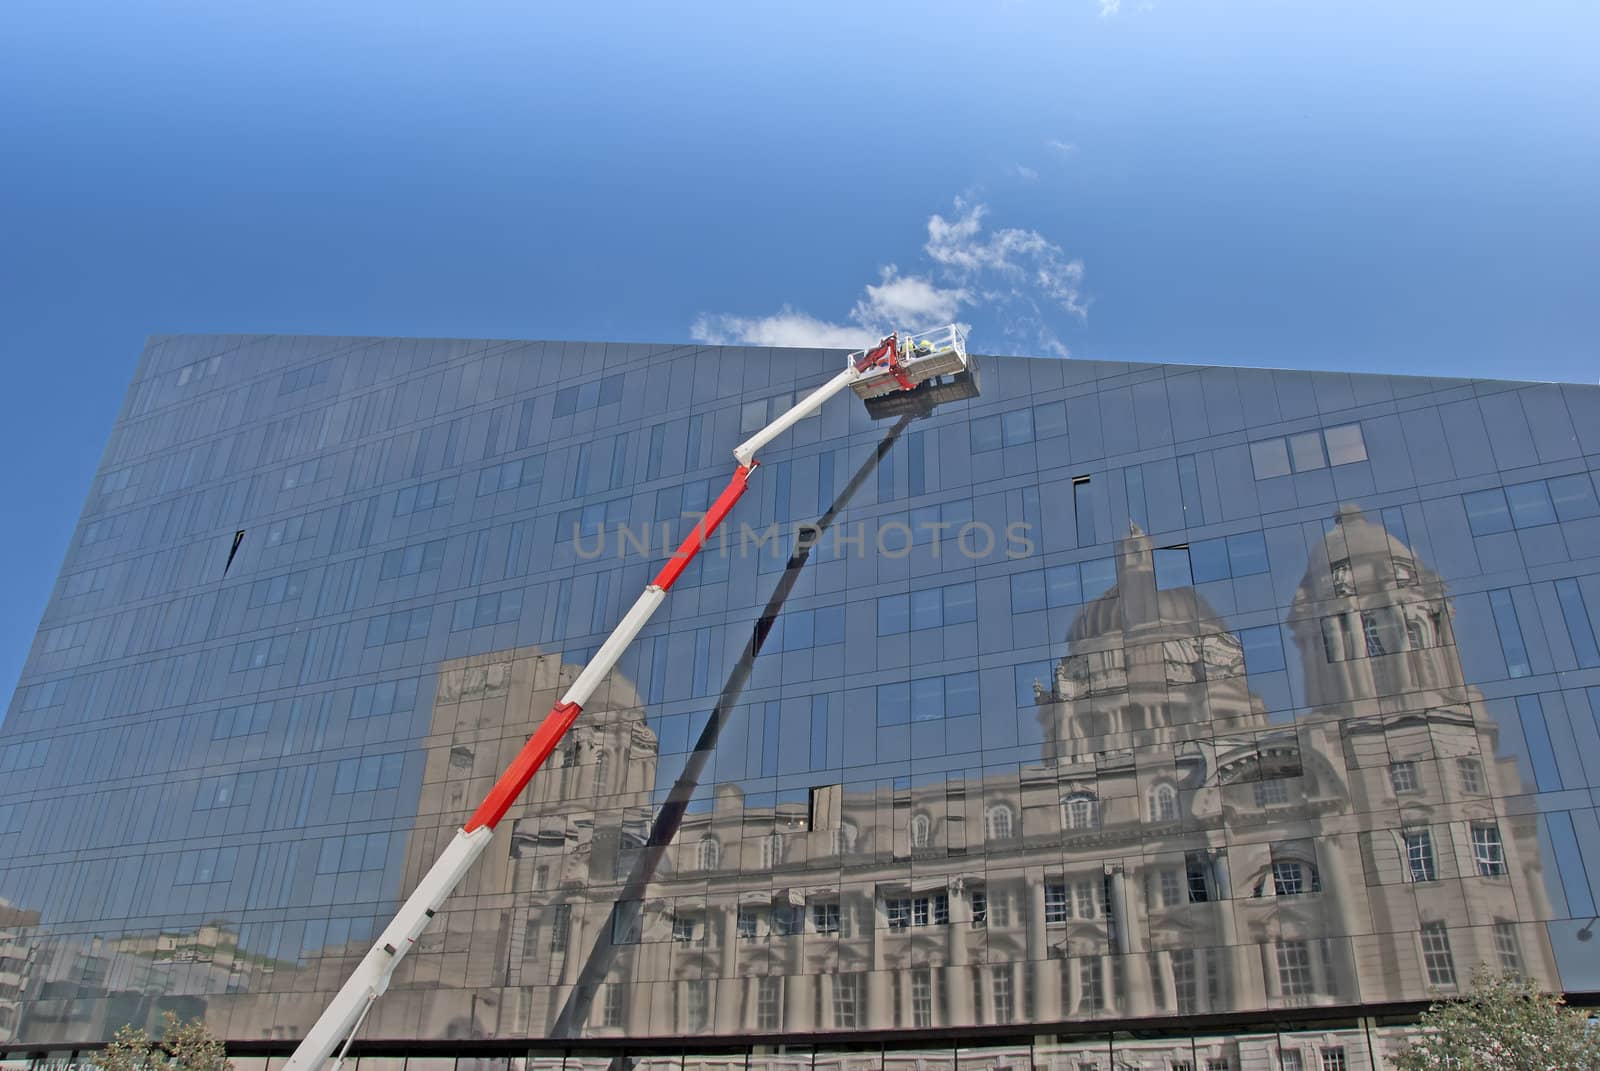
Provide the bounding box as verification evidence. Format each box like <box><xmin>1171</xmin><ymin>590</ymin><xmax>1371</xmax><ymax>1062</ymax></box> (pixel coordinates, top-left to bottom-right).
<box><xmin>4</xmin><ymin>336</ymin><xmax>1600</xmax><ymax>1071</ymax></box>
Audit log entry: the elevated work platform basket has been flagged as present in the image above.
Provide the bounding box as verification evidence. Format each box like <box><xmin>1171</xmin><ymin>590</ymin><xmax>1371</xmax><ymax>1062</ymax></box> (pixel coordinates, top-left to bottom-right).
<box><xmin>849</xmin><ymin>324</ymin><xmax>970</xmax><ymax>400</ymax></box>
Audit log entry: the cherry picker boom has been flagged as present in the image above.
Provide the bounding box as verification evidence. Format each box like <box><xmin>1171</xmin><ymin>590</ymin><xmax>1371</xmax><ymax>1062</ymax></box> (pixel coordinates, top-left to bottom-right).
<box><xmin>281</xmin><ymin>324</ymin><xmax>971</xmax><ymax>1071</ymax></box>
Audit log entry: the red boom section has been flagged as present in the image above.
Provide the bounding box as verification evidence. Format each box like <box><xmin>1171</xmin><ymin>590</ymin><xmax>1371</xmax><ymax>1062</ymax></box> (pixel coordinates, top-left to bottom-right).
<box><xmin>461</xmin><ymin>466</ymin><xmax>755</xmax><ymax>833</ymax></box>
<box><xmin>652</xmin><ymin>465</ymin><xmax>754</xmax><ymax>591</ymax></box>
<box><xmin>463</xmin><ymin>701</ymin><xmax>583</xmax><ymax>832</ymax></box>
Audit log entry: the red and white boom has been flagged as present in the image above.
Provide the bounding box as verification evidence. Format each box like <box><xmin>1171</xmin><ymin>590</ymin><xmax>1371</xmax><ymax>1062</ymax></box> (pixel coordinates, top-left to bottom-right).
<box><xmin>282</xmin><ymin>325</ymin><xmax>968</xmax><ymax>1071</ymax></box>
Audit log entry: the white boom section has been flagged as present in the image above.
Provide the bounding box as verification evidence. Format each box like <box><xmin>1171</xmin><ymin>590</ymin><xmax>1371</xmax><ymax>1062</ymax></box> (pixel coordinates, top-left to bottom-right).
<box><xmin>733</xmin><ymin>366</ymin><xmax>857</xmax><ymax>468</ymax></box>
<box><xmin>284</xmin><ymin>826</ymin><xmax>493</xmax><ymax>1071</ymax></box>
<box><xmin>561</xmin><ymin>586</ymin><xmax>666</xmax><ymax>708</ymax></box>
<box><xmin>282</xmin><ymin>326</ymin><xmax>969</xmax><ymax>1071</ymax></box>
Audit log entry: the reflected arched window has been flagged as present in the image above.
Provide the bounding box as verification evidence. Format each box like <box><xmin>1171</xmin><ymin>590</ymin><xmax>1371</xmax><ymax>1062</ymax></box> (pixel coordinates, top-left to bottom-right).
<box><xmin>910</xmin><ymin>814</ymin><xmax>931</xmax><ymax>849</ymax></box>
<box><xmin>593</xmin><ymin>748</ymin><xmax>609</xmax><ymax>792</ymax></box>
<box><xmin>1149</xmin><ymin>782</ymin><xmax>1179</xmax><ymax>823</ymax></box>
<box><xmin>1362</xmin><ymin>612</ymin><xmax>1385</xmax><ymax>657</ymax></box>
<box><xmin>1062</xmin><ymin>791</ymin><xmax>1100</xmax><ymax>831</ymax></box>
<box><xmin>697</xmin><ymin>835</ymin><xmax>720</xmax><ymax>871</ymax></box>
<box><xmin>1406</xmin><ymin>618</ymin><xmax>1426</xmax><ymax>650</ymax></box>
<box><xmin>760</xmin><ymin>833</ymin><xmax>784</xmax><ymax>869</ymax></box>
<box><xmin>985</xmin><ymin>804</ymin><xmax>1014</xmax><ymax>840</ymax></box>
<box><xmin>832</xmin><ymin>821</ymin><xmax>858</xmax><ymax>856</ymax></box>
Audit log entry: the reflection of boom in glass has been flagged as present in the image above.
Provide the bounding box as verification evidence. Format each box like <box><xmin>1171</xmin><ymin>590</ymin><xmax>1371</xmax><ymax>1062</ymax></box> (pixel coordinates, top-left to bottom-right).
<box><xmin>281</xmin><ymin>328</ymin><xmax>974</xmax><ymax>1070</ymax></box>
<box><xmin>553</xmin><ymin>364</ymin><xmax>980</xmax><ymax>1035</ymax></box>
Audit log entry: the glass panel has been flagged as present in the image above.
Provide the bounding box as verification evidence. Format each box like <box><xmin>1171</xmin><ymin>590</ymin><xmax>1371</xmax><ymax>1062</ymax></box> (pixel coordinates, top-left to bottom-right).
<box><xmin>1249</xmin><ymin>438</ymin><xmax>1291</xmax><ymax>478</ymax></box>
<box><xmin>1322</xmin><ymin>422</ymin><xmax>1367</xmax><ymax>465</ymax></box>
<box><xmin>1288</xmin><ymin>430</ymin><xmax>1326</xmax><ymax>471</ymax></box>
<box><xmin>1505</xmin><ymin>480</ymin><xmax>1557</xmax><ymax>527</ymax></box>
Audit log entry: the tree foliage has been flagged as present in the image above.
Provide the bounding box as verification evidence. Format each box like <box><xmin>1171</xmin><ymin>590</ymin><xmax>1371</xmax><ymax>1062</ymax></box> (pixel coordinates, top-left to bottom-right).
<box><xmin>1391</xmin><ymin>967</ymin><xmax>1600</xmax><ymax>1071</ymax></box>
<box><xmin>98</xmin><ymin>1011</ymin><xmax>231</xmax><ymax>1071</ymax></box>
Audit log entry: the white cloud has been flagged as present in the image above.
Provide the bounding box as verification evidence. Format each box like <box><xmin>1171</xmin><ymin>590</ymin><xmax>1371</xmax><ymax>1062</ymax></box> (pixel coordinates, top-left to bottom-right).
<box><xmin>924</xmin><ymin>198</ymin><xmax>1088</xmax><ymax>320</ymax></box>
<box><xmin>1013</xmin><ymin>164</ymin><xmax>1039</xmax><ymax>181</ymax></box>
<box><xmin>851</xmin><ymin>267</ymin><xmax>970</xmax><ymax>329</ymax></box>
<box><xmin>691</xmin><ymin>198</ymin><xmax>1087</xmax><ymax>357</ymax></box>
<box><xmin>1098</xmin><ymin>0</ymin><xmax>1121</xmax><ymax>15</ymax></box>
<box><xmin>1047</xmin><ymin>139</ymin><xmax>1078</xmax><ymax>155</ymax></box>
<box><xmin>689</xmin><ymin>308</ymin><xmax>875</xmax><ymax>349</ymax></box>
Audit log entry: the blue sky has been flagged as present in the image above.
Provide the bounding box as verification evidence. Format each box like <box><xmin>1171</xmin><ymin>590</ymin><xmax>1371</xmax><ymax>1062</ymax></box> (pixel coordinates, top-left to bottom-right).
<box><xmin>1</xmin><ymin>0</ymin><xmax>1597</xmax><ymax>698</ymax></box>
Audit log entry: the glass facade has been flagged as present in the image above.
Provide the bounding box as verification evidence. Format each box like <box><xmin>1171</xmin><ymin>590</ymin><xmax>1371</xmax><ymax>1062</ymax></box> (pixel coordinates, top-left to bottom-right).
<box><xmin>5</xmin><ymin>335</ymin><xmax>1600</xmax><ymax>1071</ymax></box>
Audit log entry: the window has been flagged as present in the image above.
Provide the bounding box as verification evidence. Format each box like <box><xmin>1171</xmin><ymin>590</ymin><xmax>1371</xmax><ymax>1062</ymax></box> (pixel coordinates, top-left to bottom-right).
<box><xmin>1158</xmin><ymin>869</ymin><xmax>1183</xmax><ymax>909</ymax></box>
<box><xmin>991</xmin><ymin>966</ymin><xmax>1014</xmax><ymax>1022</ymax></box>
<box><xmin>549</xmin><ymin>904</ymin><xmax>570</xmax><ymax>954</ymax></box>
<box><xmin>1389</xmin><ymin>760</ymin><xmax>1418</xmax><ymax>794</ymax></box>
<box><xmin>1045</xmin><ymin>882</ymin><xmax>1070</xmax><ymax>924</ymax></box>
<box><xmin>911</xmin><ymin>969</ymin><xmax>934</xmax><ymax>1028</ymax></box>
<box><xmin>684</xmin><ymin>979</ymin><xmax>709</xmax><ymax>1032</ymax></box>
<box><xmin>174</xmin><ymin>846</ymin><xmax>239</xmax><ymax>886</ymax></box>
<box><xmin>449</xmin><ymin>589</ymin><xmax>523</xmax><ymax>631</ymax></box>
<box><xmin>1488</xmin><ymin>588</ymin><xmax>1532</xmax><ymax>677</ymax></box>
<box><xmin>476</xmin><ymin>458</ymin><xmax>530</xmax><ymax>496</ymax></box>
<box><xmin>1077</xmin><ymin>958</ymin><xmax>1104</xmax><ymax>1012</ymax></box>
<box><xmin>971</xmin><ymin>890</ymin><xmax>988</xmax><ymax>925</ymax></box>
<box><xmin>1279</xmin><ymin>1053</ymin><xmax>1304</xmax><ymax>1071</ymax></box>
<box><xmin>737</xmin><ymin>906</ymin><xmax>760</xmax><ymax>939</ymax></box>
<box><xmin>603</xmin><ymin>984</ymin><xmax>625</xmax><ymax>1027</ymax></box>
<box><xmin>1506</xmin><ymin>480</ymin><xmax>1558</xmax><ymax>527</ymax></box>
<box><xmin>1074</xmin><ymin>476</ymin><xmax>1096</xmax><ymax>546</ymax></box>
<box><xmin>759</xmin><ymin>833</ymin><xmax>784</xmax><ymax>869</ymax></box>
<box><xmin>393</xmin><ymin>475</ymin><xmax>457</xmax><ymax>516</ymax></box>
<box><xmin>1250</xmin><ymin>439</ymin><xmax>1292</xmax><ymax>479</ymax></box>
<box><xmin>1150</xmin><ymin>782</ymin><xmax>1180</xmax><ymax>822</ymax></box>
<box><xmin>554</xmin><ymin>373</ymin><xmax>625</xmax><ymax>414</ymax></box>
<box><xmin>1405</xmin><ymin>830</ymin><xmax>1437</xmax><ymax>882</ymax></box>
<box><xmin>314</xmin><ymin>833</ymin><xmax>389</xmax><ymax>875</ymax></box>
<box><xmin>697</xmin><ymin>836</ymin><xmax>721</xmax><ymax>870</ymax></box>
<box><xmin>1318</xmin><ymin>1048</ymin><xmax>1347</xmax><ymax>1071</ymax></box>
<box><xmin>332</xmin><ymin>754</ymin><xmax>404</xmax><ymax>794</ymax></box>
<box><xmin>757</xmin><ymin>976</ymin><xmax>782</xmax><ymax>1030</ymax></box>
<box><xmin>1276</xmin><ymin>940</ymin><xmax>1314</xmax><ymax>995</ymax></box>
<box><xmin>986</xmin><ymin>804</ymin><xmax>1015</xmax><ymax>840</ymax></box>
<box><xmin>1362</xmin><ymin>611</ymin><xmax>1386</xmax><ymax>656</ymax></box>
<box><xmin>1272</xmin><ymin>861</ymin><xmax>1308</xmax><ymax>896</ymax></box>
<box><xmin>1420</xmin><ymin>921</ymin><xmax>1457</xmax><ymax>986</ymax></box>
<box><xmin>1186</xmin><ymin>852</ymin><xmax>1213</xmax><ymax>903</ymax></box>
<box><xmin>1288</xmin><ymin>431</ymin><xmax>1325</xmax><ymax>471</ymax></box>
<box><xmin>812</xmin><ymin>901</ymin><xmax>841</xmax><ymax>935</ymax></box>
<box><xmin>1154</xmin><ymin>546</ymin><xmax>1193</xmax><ymax>590</ymax></box>
<box><xmin>832</xmin><ymin>974</ymin><xmax>861</xmax><ymax>1028</ymax></box>
<box><xmin>910</xmin><ymin>895</ymin><xmax>948</xmax><ymax>927</ymax></box>
<box><xmin>1322</xmin><ymin>423</ymin><xmax>1367</xmax><ymax>465</ymax></box>
<box><xmin>876</xmin><ymin>583</ymin><xmax>977</xmax><ymax>635</ymax></box>
<box><xmin>886</xmin><ymin>898</ymin><xmax>911</xmax><ymax>930</ymax></box>
<box><xmin>1457</xmin><ymin>756</ymin><xmax>1484</xmax><ymax>794</ymax></box>
<box><xmin>1062</xmin><ymin>791</ymin><xmax>1100</xmax><ymax>831</ymax></box>
<box><xmin>351</xmin><ymin>677</ymin><xmax>420</xmax><ymax>721</ymax></box>
<box><xmin>910</xmin><ymin>813</ymin><xmax>931</xmax><ymax>848</ymax></box>
<box><xmin>1556</xmin><ymin>578</ymin><xmax>1600</xmax><ymax>667</ymax></box>
<box><xmin>671</xmin><ymin>914</ymin><xmax>697</xmax><ymax>944</ymax></box>
<box><xmin>1471</xmin><ymin>823</ymin><xmax>1507</xmax><ymax>876</ymax></box>
<box><xmin>1251</xmin><ymin>424</ymin><xmax>1365</xmax><ymax>479</ymax></box>
<box><xmin>1493</xmin><ymin>920</ymin><xmax>1523</xmax><ymax>973</ymax></box>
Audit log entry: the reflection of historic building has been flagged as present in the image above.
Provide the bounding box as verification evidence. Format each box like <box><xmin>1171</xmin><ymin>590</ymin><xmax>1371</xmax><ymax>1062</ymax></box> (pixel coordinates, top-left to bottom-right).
<box><xmin>4</xmin><ymin>335</ymin><xmax>1596</xmax><ymax>1071</ymax></box>
<box><xmin>0</xmin><ymin>902</ymin><xmax>41</xmax><ymax>1045</ymax></box>
<box><xmin>202</xmin><ymin>505</ymin><xmax>1550</xmax><ymax>1069</ymax></box>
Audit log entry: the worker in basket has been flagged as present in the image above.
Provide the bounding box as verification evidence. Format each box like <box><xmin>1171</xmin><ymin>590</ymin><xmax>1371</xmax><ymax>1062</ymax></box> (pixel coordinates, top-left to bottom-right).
<box><xmin>907</xmin><ymin>336</ymin><xmax>935</xmax><ymax>359</ymax></box>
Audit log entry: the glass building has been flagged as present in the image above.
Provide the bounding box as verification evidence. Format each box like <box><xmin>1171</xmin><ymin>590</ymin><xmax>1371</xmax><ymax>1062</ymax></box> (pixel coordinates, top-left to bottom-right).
<box><xmin>4</xmin><ymin>334</ymin><xmax>1600</xmax><ymax>1071</ymax></box>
